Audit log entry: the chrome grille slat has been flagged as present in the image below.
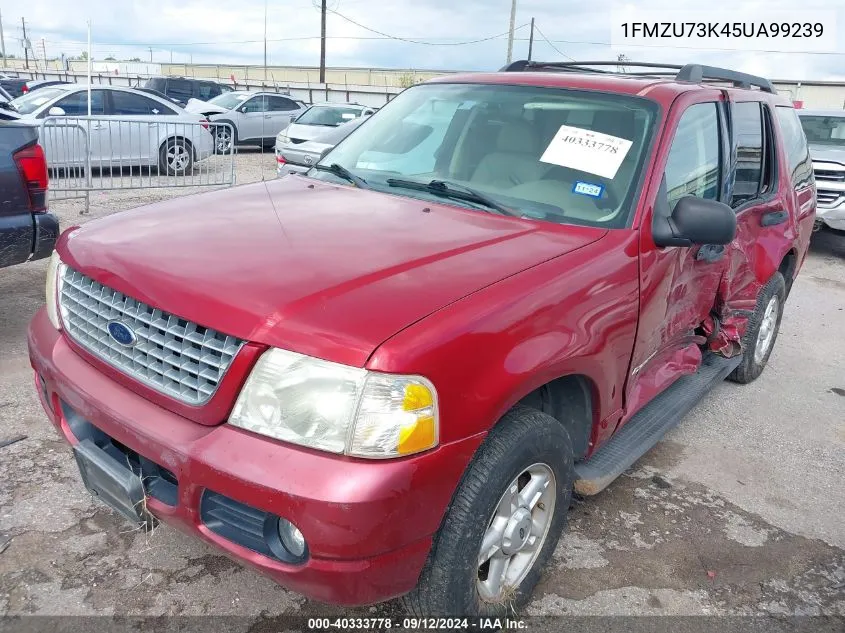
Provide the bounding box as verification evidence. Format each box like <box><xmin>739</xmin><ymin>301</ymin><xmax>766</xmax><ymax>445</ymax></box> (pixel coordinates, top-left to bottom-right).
<box><xmin>59</xmin><ymin>267</ymin><xmax>244</xmax><ymax>405</ymax></box>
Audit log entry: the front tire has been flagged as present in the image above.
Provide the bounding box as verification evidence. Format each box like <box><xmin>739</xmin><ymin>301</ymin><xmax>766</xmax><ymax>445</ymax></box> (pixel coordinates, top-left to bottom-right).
<box><xmin>213</xmin><ymin>124</ymin><xmax>235</xmax><ymax>154</ymax></box>
<box><xmin>729</xmin><ymin>272</ymin><xmax>786</xmax><ymax>384</ymax></box>
<box><xmin>404</xmin><ymin>406</ymin><xmax>573</xmax><ymax>617</ymax></box>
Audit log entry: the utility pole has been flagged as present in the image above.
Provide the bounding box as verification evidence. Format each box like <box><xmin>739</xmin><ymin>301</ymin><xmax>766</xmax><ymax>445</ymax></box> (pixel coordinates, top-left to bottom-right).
<box><xmin>41</xmin><ymin>37</ymin><xmax>47</xmax><ymax>66</ymax></box>
<box><xmin>319</xmin><ymin>0</ymin><xmax>327</xmax><ymax>84</ymax></box>
<box><xmin>263</xmin><ymin>0</ymin><xmax>268</xmax><ymax>79</ymax></box>
<box><xmin>505</xmin><ymin>0</ymin><xmax>517</xmax><ymax>64</ymax></box>
<box><xmin>0</xmin><ymin>10</ymin><xmax>7</xmax><ymax>68</ymax></box>
<box><xmin>21</xmin><ymin>17</ymin><xmax>29</xmax><ymax>69</ymax></box>
<box><xmin>148</xmin><ymin>47</ymin><xmax>153</xmax><ymax>63</ymax></box>
<box><xmin>527</xmin><ymin>17</ymin><xmax>534</xmax><ymax>61</ymax></box>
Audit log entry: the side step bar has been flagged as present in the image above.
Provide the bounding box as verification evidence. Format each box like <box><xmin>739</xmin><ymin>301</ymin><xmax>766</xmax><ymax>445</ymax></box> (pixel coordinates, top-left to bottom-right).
<box><xmin>574</xmin><ymin>353</ymin><xmax>741</xmax><ymax>496</ymax></box>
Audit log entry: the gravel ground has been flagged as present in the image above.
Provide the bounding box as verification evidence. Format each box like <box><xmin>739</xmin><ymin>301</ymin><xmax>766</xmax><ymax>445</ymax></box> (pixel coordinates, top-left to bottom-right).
<box><xmin>0</xmin><ymin>152</ymin><xmax>843</xmax><ymax>627</ymax></box>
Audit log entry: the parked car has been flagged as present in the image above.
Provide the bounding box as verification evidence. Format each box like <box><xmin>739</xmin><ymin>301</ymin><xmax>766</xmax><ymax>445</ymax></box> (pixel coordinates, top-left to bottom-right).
<box><xmin>28</xmin><ymin>61</ymin><xmax>814</xmax><ymax>616</ymax></box>
<box><xmin>276</xmin><ymin>115</ymin><xmax>367</xmax><ymax>175</ymax></box>
<box><xmin>24</xmin><ymin>79</ymin><xmax>71</xmax><ymax>93</ymax></box>
<box><xmin>143</xmin><ymin>76</ymin><xmax>233</xmax><ymax>107</ymax></box>
<box><xmin>11</xmin><ymin>85</ymin><xmax>214</xmax><ymax>175</ymax></box>
<box><xmin>186</xmin><ymin>91</ymin><xmax>307</xmax><ymax>152</ymax></box>
<box><xmin>280</xmin><ymin>102</ymin><xmax>376</xmax><ymax>145</ymax></box>
<box><xmin>0</xmin><ymin>76</ymin><xmax>27</xmax><ymax>98</ymax></box>
<box><xmin>0</xmin><ymin>121</ymin><xmax>58</xmax><ymax>268</ymax></box>
<box><xmin>797</xmin><ymin>109</ymin><xmax>845</xmax><ymax>231</ymax></box>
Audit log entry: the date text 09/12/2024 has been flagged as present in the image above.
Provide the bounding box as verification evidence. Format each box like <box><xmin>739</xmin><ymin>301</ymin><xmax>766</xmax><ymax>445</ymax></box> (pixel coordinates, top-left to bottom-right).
<box><xmin>307</xmin><ymin>617</ymin><xmax>528</xmax><ymax>630</ymax></box>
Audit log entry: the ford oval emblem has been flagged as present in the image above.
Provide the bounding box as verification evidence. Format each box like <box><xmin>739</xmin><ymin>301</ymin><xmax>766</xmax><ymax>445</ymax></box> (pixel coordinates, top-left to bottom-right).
<box><xmin>107</xmin><ymin>321</ymin><xmax>137</xmax><ymax>347</ymax></box>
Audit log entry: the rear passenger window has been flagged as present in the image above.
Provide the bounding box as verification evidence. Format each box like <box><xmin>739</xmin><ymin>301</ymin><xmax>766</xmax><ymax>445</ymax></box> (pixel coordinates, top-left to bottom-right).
<box><xmin>664</xmin><ymin>103</ymin><xmax>720</xmax><ymax>210</ymax></box>
<box><xmin>198</xmin><ymin>82</ymin><xmax>220</xmax><ymax>100</ymax></box>
<box><xmin>267</xmin><ymin>96</ymin><xmax>299</xmax><ymax>112</ymax></box>
<box><xmin>777</xmin><ymin>107</ymin><xmax>814</xmax><ymax>188</ymax></box>
<box><xmin>732</xmin><ymin>102</ymin><xmax>765</xmax><ymax>206</ymax></box>
<box><xmin>111</xmin><ymin>91</ymin><xmax>175</xmax><ymax>115</ymax></box>
<box><xmin>166</xmin><ymin>80</ymin><xmax>192</xmax><ymax>102</ymax></box>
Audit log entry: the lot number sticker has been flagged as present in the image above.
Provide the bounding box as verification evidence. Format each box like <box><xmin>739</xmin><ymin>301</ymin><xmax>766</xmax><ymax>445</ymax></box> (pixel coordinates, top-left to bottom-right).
<box><xmin>540</xmin><ymin>125</ymin><xmax>633</xmax><ymax>179</ymax></box>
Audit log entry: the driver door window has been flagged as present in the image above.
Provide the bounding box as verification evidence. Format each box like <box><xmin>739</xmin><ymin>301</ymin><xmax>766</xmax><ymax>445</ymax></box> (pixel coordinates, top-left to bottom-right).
<box><xmin>52</xmin><ymin>90</ymin><xmax>106</xmax><ymax>116</ymax></box>
<box><xmin>664</xmin><ymin>103</ymin><xmax>720</xmax><ymax>210</ymax></box>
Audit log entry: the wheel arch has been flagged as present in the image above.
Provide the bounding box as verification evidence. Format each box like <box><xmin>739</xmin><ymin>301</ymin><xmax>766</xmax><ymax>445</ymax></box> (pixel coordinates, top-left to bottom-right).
<box><xmin>213</xmin><ymin>119</ymin><xmax>238</xmax><ymax>143</ymax></box>
<box><xmin>512</xmin><ymin>373</ymin><xmax>598</xmax><ymax>461</ymax></box>
<box><xmin>777</xmin><ymin>248</ymin><xmax>798</xmax><ymax>296</ymax></box>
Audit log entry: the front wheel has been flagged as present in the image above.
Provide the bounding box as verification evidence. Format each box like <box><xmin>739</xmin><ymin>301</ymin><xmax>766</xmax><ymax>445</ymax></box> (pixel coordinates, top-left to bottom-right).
<box><xmin>214</xmin><ymin>125</ymin><xmax>234</xmax><ymax>154</ymax></box>
<box><xmin>403</xmin><ymin>406</ymin><xmax>573</xmax><ymax>617</ymax></box>
<box><xmin>729</xmin><ymin>272</ymin><xmax>786</xmax><ymax>384</ymax></box>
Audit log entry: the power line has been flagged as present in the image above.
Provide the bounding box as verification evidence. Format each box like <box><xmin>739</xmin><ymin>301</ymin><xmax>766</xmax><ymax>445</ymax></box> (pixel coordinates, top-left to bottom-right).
<box><xmin>532</xmin><ymin>23</ymin><xmax>574</xmax><ymax>61</ymax></box>
<box><xmin>327</xmin><ymin>8</ymin><xmax>530</xmax><ymax>46</ymax></box>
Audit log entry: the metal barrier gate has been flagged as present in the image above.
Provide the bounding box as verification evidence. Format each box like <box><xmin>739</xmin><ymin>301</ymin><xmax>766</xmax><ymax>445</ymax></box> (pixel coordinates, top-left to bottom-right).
<box><xmin>39</xmin><ymin>117</ymin><xmax>237</xmax><ymax>214</ymax></box>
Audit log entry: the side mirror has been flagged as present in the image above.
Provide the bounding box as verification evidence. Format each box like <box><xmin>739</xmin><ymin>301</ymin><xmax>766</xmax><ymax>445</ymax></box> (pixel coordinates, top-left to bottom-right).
<box><xmin>48</xmin><ymin>106</ymin><xmax>66</xmax><ymax>116</ymax></box>
<box><xmin>653</xmin><ymin>193</ymin><xmax>737</xmax><ymax>247</ymax></box>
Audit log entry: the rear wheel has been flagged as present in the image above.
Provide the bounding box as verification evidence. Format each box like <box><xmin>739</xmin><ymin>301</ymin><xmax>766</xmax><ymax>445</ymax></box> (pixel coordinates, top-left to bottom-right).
<box><xmin>403</xmin><ymin>406</ymin><xmax>573</xmax><ymax>616</ymax></box>
<box><xmin>729</xmin><ymin>272</ymin><xmax>786</xmax><ymax>384</ymax></box>
<box><xmin>159</xmin><ymin>138</ymin><xmax>193</xmax><ymax>176</ymax></box>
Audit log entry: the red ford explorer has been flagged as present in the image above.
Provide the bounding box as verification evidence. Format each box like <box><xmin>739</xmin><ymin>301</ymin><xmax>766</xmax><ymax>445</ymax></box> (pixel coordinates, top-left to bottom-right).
<box><xmin>28</xmin><ymin>61</ymin><xmax>815</xmax><ymax>616</ymax></box>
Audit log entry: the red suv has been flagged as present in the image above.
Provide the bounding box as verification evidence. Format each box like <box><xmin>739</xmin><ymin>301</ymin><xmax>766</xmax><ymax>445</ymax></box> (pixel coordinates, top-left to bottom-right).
<box><xmin>28</xmin><ymin>61</ymin><xmax>815</xmax><ymax>616</ymax></box>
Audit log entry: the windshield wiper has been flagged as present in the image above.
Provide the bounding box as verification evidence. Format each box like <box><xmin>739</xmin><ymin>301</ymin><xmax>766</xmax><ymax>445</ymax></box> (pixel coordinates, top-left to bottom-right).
<box><xmin>385</xmin><ymin>178</ymin><xmax>517</xmax><ymax>217</ymax></box>
<box><xmin>314</xmin><ymin>163</ymin><xmax>369</xmax><ymax>189</ymax></box>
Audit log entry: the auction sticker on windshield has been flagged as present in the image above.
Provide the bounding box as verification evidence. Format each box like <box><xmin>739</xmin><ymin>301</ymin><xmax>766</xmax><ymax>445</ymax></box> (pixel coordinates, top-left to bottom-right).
<box><xmin>540</xmin><ymin>124</ymin><xmax>633</xmax><ymax>179</ymax></box>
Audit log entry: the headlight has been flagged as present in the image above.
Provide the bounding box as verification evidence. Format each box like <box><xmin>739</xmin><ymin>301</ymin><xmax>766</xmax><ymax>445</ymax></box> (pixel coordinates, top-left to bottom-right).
<box><xmin>229</xmin><ymin>348</ymin><xmax>438</xmax><ymax>458</ymax></box>
<box><xmin>45</xmin><ymin>251</ymin><xmax>64</xmax><ymax>330</ymax></box>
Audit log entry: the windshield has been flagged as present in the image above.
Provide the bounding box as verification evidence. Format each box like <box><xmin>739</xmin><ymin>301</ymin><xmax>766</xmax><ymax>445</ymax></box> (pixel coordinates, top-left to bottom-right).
<box><xmin>314</xmin><ymin>83</ymin><xmax>657</xmax><ymax>228</ymax></box>
<box><xmin>207</xmin><ymin>92</ymin><xmax>250</xmax><ymax>109</ymax></box>
<box><xmin>799</xmin><ymin>115</ymin><xmax>845</xmax><ymax>148</ymax></box>
<box><xmin>11</xmin><ymin>87</ymin><xmax>65</xmax><ymax>114</ymax></box>
<box><xmin>295</xmin><ymin>105</ymin><xmax>363</xmax><ymax>127</ymax></box>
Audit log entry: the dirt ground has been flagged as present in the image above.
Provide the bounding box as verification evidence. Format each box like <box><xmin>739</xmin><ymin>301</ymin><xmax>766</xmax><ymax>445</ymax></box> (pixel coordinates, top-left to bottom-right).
<box><xmin>0</xmin><ymin>151</ymin><xmax>843</xmax><ymax>626</ymax></box>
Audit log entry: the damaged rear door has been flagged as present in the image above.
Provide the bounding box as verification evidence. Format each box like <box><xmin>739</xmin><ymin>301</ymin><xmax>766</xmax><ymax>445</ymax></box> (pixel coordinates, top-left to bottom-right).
<box><xmin>716</xmin><ymin>98</ymin><xmax>799</xmax><ymax>350</ymax></box>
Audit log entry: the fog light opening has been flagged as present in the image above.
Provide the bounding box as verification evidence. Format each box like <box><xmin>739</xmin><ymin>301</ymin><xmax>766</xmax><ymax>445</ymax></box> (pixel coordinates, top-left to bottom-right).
<box><xmin>277</xmin><ymin>518</ymin><xmax>306</xmax><ymax>559</ymax></box>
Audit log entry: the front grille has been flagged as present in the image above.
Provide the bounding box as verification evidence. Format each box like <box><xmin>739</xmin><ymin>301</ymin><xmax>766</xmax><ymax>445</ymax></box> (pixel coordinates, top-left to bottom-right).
<box><xmin>817</xmin><ymin>191</ymin><xmax>843</xmax><ymax>208</ymax></box>
<box><xmin>815</xmin><ymin>169</ymin><xmax>845</xmax><ymax>183</ymax></box>
<box><xmin>59</xmin><ymin>266</ymin><xmax>244</xmax><ymax>405</ymax></box>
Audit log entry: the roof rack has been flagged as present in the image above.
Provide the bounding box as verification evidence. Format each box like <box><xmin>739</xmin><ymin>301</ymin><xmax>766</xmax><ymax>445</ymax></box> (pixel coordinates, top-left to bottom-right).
<box><xmin>500</xmin><ymin>60</ymin><xmax>776</xmax><ymax>94</ymax></box>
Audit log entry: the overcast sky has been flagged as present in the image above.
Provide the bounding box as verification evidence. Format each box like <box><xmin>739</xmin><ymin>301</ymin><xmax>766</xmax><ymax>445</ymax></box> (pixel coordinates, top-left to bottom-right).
<box><xmin>1</xmin><ymin>0</ymin><xmax>843</xmax><ymax>80</ymax></box>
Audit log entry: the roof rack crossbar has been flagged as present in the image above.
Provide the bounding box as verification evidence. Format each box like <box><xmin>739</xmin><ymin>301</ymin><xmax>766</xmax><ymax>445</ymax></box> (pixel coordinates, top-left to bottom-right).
<box><xmin>501</xmin><ymin>60</ymin><xmax>775</xmax><ymax>93</ymax></box>
<box><xmin>675</xmin><ymin>64</ymin><xmax>775</xmax><ymax>93</ymax></box>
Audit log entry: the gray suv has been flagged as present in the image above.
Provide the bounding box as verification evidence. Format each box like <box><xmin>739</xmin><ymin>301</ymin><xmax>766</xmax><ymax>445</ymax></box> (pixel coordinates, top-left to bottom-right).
<box><xmin>798</xmin><ymin>110</ymin><xmax>845</xmax><ymax>231</ymax></box>
<box><xmin>143</xmin><ymin>76</ymin><xmax>233</xmax><ymax>107</ymax></box>
<box><xmin>187</xmin><ymin>91</ymin><xmax>307</xmax><ymax>152</ymax></box>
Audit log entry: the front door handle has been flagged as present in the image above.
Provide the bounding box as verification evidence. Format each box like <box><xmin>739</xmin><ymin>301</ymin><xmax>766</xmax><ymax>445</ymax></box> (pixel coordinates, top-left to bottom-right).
<box><xmin>761</xmin><ymin>210</ymin><xmax>788</xmax><ymax>227</ymax></box>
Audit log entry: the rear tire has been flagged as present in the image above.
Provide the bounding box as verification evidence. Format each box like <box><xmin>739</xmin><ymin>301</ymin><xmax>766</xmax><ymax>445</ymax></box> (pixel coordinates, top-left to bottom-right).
<box><xmin>729</xmin><ymin>272</ymin><xmax>786</xmax><ymax>384</ymax></box>
<box><xmin>159</xmin><ymin>138</ymin><xmax>193</xmax><ymax>176</ymax></box>
<box><xmin>403</xmin><ymin>406</ymin><xmax>573</xmax><ymax>617</ymax></box>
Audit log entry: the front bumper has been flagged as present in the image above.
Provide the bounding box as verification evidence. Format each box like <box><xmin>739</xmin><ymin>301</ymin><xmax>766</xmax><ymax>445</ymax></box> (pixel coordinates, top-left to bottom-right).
<box><xmin>816</xmin><ymin>196</ymin><xmax>845</xmax><ymax>230</ymax></box>
<box><xmin>28</xmin><ymin>308</ymin><xmax>481</xmax><ymax>605</ymax></box>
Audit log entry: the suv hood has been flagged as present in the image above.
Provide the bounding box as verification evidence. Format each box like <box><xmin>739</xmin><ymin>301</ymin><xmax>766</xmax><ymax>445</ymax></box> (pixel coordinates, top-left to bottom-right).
<box><xmin>286</xmin><ymin>122</ymin><xmax>339</xmax><ymax>143</ymax></box>
<box><xmin>59</xmin><ymin>177</ymin><xmax>605</xmax><ymax>367</ymax></box>
<box><xmin>185</xmin><ymin>98</ymin><xmax>228</xmax><ymax>115</ymax></box>
<box><xmin>808</xmin><ymin>144</ymin><xmax>845</xmax><ymax>165</ymax></box>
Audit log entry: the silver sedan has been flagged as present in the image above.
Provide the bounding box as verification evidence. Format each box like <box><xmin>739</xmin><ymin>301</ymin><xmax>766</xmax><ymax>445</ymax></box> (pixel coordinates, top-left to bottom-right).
<box><xmin>12</xmin><ymin>85</ymin><xmax>215</xmax><ymax>175</ymax></box>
